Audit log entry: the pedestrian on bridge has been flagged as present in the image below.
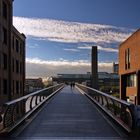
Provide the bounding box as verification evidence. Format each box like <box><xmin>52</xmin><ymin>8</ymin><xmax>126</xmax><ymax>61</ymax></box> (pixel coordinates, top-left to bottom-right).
<box><xmin>72</xmin><ymin>82</ymin><xmax>75</xmax><ymax>88</ymax></box>
<box><xmin>70</xmin><ymin>82</ymin><xmax>75</xmax><ymax>89</ymax></box>
<box><xmin>70</xmin><ymin>82</ymin><xmax>73</xmax><ymax>89</ymax></box>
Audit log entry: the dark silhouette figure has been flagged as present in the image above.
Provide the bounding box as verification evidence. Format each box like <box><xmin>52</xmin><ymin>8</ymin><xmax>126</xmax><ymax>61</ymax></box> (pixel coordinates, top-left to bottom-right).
<box><xmin>70</xmin><ymin>82</ymin><xmax>75</xmax><ymax>90</ymax></box>
<box><xmin>72</xmin><ymin>82</ymin><xmax>75</xmax><ymax>88</ymax></box>
<box><xmin>70</xmin><ymin>82</ymin><xmax>73</xmax><ymax>89</ymax></box>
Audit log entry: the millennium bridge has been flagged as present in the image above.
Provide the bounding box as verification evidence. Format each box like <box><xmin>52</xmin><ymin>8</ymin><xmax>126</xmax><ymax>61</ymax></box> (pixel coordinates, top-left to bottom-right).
<box><xmin>0</xmin><ymin>83</ymin><xmax>140</xmax><ymax>140</ymax></box>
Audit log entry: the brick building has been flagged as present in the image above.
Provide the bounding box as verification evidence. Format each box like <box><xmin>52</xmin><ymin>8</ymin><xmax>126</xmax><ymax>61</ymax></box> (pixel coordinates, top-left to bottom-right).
<box><xmin>119</xmin><ymin>29</ymin><xmax>140</xmax><ymax>105</ymax></box>
<box><xmin>0</xmin><ymin>0</ymin><xmax>26</xmax><ymax>108</ymax></box>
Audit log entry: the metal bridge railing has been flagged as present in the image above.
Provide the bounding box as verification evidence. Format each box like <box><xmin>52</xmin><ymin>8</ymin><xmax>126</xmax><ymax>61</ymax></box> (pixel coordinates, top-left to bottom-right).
<box><xmin>0</xmin><ymin>83</ymin><xmax>64</xmax><ymax>134</ymax></box>
<box><xmin>76</xmin><ymin>83</ymin><xmax>135</xmax><ymax>133</ymax></box>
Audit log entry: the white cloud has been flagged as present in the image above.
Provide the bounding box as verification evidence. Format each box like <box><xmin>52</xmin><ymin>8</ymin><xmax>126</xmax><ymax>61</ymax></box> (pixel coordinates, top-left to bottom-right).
<box><xmin>26</xmin><ymin>58</ymin><xmax>89</xmax><ymax>67</ymax></box>
<box><xmin>26</xmin><ymin>42</ymin><xmax>40</xmax><ymax>49</ymax></box>
<box><xmin>98</xmin><ymin>46</ymin><xmax>118</xmax><ymax>52</ymax></box>
<box><xmin>78</xmin><ymin>45</ymin><xmax>118</xmax><ymax>52</ymax></box>
<box><xmin>78</xmin><ymin>46</ymin><xmax>92</xmax><ymax>50</ymax></box>
<box><xmin>13</xmin><ymin>16</ymin><xmax>134</xmax><ymax>46</ymax></box>
<box><xmin>26</xmin><ymin>58</ymin><xmax>113</xmax><ymax>78</ymax></box>
<box><xmin>13</xmin><ymin>17</ymin><xmax>133</xmax><ymax>77</ymax></box>
<box><xmin>63</xmin><ymin>48</ymin><xmax>80</xmax><ymax>52</ymax></box>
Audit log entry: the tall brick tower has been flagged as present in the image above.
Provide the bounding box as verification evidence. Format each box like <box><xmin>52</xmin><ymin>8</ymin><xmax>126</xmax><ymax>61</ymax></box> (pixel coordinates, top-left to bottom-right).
<box><xmin>91</xmin><ymin>46</ymin><xmax>98</xmax><ymax>89</ymax></box>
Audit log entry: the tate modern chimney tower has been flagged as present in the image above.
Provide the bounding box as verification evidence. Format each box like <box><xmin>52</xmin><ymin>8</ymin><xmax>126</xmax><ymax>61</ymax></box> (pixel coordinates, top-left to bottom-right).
<box><xmin>91</xmin><ymin>46</ymin><xmax>98</xmax><ymax>89</ymax></box>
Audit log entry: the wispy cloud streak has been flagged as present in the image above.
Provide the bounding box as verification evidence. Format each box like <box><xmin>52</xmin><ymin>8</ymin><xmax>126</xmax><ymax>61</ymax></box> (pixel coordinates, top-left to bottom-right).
<box><xmin>78</xmin><ymin>46</ymin><xmax>118</xmax><ymax>52</ymax></box>
<box><xmin>13</xmin><ymin>16</ymin><xmax>134</xmax><ymax>45</ymax></box>
<box><xmin>63</xmin><ymin>48</ymin><xmax>80</xmax><ymax>52</ymax></box>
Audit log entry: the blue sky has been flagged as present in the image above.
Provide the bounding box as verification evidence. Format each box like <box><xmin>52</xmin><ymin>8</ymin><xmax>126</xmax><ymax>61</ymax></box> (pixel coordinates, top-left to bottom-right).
<box><xmin>13</xmin><ymin>0</ymin><xmax>140</xmax><ymax>77</ymax></box>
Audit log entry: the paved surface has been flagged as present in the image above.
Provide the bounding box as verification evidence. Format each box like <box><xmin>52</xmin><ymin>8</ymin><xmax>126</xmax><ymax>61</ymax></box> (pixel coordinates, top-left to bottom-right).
<box><xmin>11</xmin><ymin>86</ymin><xmax>127</xmax><ymax>139</ymax></box>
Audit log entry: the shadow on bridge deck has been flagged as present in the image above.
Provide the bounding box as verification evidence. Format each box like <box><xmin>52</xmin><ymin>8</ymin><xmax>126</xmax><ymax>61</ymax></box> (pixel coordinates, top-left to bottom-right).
<box><xmin>10</xmin><ymin>86</ymin><xmax>127</xmax><ymax>140</ymax></box>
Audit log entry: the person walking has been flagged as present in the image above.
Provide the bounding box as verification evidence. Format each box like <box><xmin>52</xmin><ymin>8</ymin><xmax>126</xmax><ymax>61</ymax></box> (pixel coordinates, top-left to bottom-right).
<box><xmin>70</xmin><ymin>82</ymin><xmax>73</xmax><ymax>89</ymax></box>
<box><xmin>73</xmin><ymin>82</ymin><xmax>75</xmax><ymax>88</ymax></box>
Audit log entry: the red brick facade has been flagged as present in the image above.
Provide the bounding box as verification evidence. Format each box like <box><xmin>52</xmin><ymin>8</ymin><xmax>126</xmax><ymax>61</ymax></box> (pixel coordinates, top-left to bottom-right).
<box><xmin>119</xmin><ymin>29</ymin><xmax>140</xmax><ymax>105</ymax></box>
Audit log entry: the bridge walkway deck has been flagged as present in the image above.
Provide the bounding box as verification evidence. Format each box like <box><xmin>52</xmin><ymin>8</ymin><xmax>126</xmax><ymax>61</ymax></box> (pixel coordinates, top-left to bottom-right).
<box><xmin>12</xmin><ymin>86</ymin><xmax>126</xmax><ymax>139</ymax></box>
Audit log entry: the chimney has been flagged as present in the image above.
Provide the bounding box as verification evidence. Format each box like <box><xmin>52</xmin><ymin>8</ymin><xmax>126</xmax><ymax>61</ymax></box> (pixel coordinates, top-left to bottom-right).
<box><xmin>91</xmin><ymin>46</ymin><xmax>98</xmax><ymax>89</ymax></box>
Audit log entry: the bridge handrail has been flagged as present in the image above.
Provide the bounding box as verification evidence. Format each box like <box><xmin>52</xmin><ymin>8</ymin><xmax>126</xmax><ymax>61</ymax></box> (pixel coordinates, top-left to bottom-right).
<box><xmin>77</xmin><ymin>84</ymin><xmax>131</xmax><ymax>106</ymax></box>
<box><xmin>76</xmin><ymin>83</ymin><xmax>135</xmax><ymax>133</ymax></box>
<box><xmin>5</xmin><ymin>84</ymin><xmax>63</xmax><ymax>106</ymax></box>
<box><xmin>0</xmin><ymin>83</ymin><xmax>64</xmax><ymax>134</ymax></box>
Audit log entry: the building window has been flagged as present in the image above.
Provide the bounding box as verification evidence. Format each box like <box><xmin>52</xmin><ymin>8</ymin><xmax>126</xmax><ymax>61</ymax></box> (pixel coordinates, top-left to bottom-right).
<box><xmin>16</xmin><ymin>39</ymin><xmax>19</xmax><ymax>52</ymax></box>
<box><xmin>16</xmin><ymin>60</ymin><xmax>19</xmax><ymax>73</ymax></box>
<box><xmin>2</xmin><ymin>27</ymin><xmax>7</xmax><ymax>45</ymax></box>
<box><xmin>0</xmin><ymin>78</ymin><xmax>1</xmax><ymax>94</ymax></box>
<box><xmin>12</xmin><ymin>58</ymin><xmax>14</xmax><ymax>72</ymax></box>
<box><xmin>2</xmin><ymin>1</ymin><xmax>7</xmax><ymax>19</ymax></box>
<box><xmin>3</xmin><ymin>79</ymin><xmax>7</xmax><ymax>94</ymax></box>
<box><xmin>20</xmin><ymin>43</ymin><xmax>22</xmax><ymax>54</ymax></box>
<box><xmin>13</xmin><ymin>80</ymin><xmax>14</xmax><ymax>95</ymax></box>
<box><xmin>3</xmin><ymin>53</ymin><xmax>7</xmax><ymax>70</ymax></box>
<box><xmin>20</xmin><ymin>62</ymin><xmax>22</xmax><ymax>74</ymax></box>
<box><xmin>16</xmin><ymin>81</ymin><xmax>19</xmax><ymax>94</ymax></box>
<box><xmin>0</xmin><ymin>54</ymin><xmax>1</xmax><ymax>69</ymax></box>
<box><xmin>125</xmin><ymin>50</ymin><xmax>127</xmax><ymax>69</ymax></box>
<box><xmin>125</xmin><ymin>48</ymin><xmax>130</xmax><ymax>70</ymax></box>
<box><xmin>20</xmin><ymin>81</ymin><xmax>22</xmax><ymax>94</ymax></box>
<box><xmin>127</xmin><ymin>74</ymin><xmax>137</xmax><ymax>87</ymax></box>
<box><xmin>12</xmin><ymin>36</ymin><xmax>15</xmax><ymax>50</ymax></box>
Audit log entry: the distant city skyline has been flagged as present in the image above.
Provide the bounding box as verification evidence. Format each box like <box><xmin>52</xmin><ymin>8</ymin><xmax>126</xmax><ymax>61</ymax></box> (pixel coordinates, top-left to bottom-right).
<box><xmin>13</xmin><ymin>0</ymin><xmax>140</xmax><ymax>78</ymax></box>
